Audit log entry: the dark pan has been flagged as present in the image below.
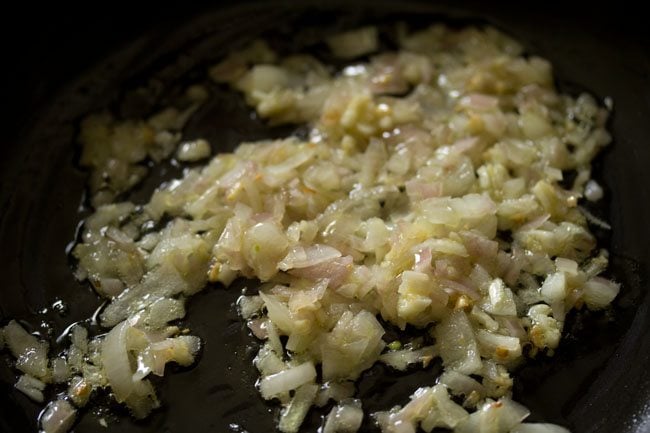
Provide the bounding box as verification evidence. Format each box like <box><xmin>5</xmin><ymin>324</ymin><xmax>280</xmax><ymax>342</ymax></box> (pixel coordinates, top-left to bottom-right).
<box><xmin>0</xmin><ymin>2</ymin><xmax>648</xmax><ymax>432</ymax></box>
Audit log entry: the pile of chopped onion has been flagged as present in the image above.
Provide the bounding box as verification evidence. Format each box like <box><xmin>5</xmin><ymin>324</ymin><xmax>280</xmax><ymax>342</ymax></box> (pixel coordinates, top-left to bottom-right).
<box><xmin>1</xmin><ymin>23</ymin><xmax>619</xmax><ymax>433</ymax></box>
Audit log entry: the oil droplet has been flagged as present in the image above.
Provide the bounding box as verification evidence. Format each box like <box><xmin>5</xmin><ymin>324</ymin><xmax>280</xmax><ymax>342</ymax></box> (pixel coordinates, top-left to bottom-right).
<box><xmin>52</xmin><ymin>299</ymin><xmax>68</xmax><ymax>316</ymax></box>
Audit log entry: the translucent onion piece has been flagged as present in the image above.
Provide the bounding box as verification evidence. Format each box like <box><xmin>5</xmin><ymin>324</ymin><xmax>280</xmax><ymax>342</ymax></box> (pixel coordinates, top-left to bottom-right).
<box><xmin>40</xmin><ymin>400</ymin><xmax>77</xmax><ymax>433</ymax></box>
<box><xmin>259</xmin><ymin>362</ymin><xmax>317</xmax><ymax>399</ymax></box>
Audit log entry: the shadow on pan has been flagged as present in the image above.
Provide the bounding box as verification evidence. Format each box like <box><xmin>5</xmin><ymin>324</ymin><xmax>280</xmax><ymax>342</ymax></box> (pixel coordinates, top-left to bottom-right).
<box><xmin>0</xmin><ymin>2</ymin><xmax>649</xmax><ymax>432</ymax></box>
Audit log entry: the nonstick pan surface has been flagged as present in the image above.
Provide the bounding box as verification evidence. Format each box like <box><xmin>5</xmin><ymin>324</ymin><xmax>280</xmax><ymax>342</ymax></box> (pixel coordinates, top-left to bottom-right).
<box><xmin>0</xmin><ymin>2</ymin><xmax>649</xmax><ymax>432</ymax></box>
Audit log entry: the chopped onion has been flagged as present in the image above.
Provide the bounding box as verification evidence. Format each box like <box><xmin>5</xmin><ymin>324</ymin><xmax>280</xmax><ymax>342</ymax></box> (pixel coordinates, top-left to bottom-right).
<box><xmin>254</xmin><ymin>343</ymin><xmax>287</xmax><ymax>377</ymax></box>
<box><xmin>421</xmin><ymin>385</ymin><xmax>469</xmax><ymax>430</ymax></box>
<box><xmin>259</xmin><ymin>362</ymin><xmax>317</xmax><ymax>399</ymax></box>
<box><xmin>435</xmin><ymin>311</ymin><xmax>482</xmax><ymax>375</ymax></box>
<box><xmin>290</xmin><ymin>255</ymin><xmax>353</xmax><ymax>288</ymax></box>
<box><xmin>540</xmin><ymin>272</ymin><xmax>566</xmax><ymax>304</ymax></box>
<box><xmin>315</xmin><ymin>381</ymin><xmax>356</xmax><ymax>407</ymax></box>
<box><xmin>321</xmin><ymin>311</ymin><xmax>385</xmax><ymax>381</ymax></box>
<box><xmin>40</xmin><ymin>399</ymin><xmax>77</xmax><ymax>433</ymax></box>
<box><xmin>555</xmin><ymin>258</ymin><xmax>578</xmax><ymax>276</ymax></box>
<box><xmin>278</xmin><ymin>244</ymin><xmax>342</xmax><ymax>270</ymax></box>
<box><xmin>71</xmin><ymin>325</ymin><xmax>88</xmax><ymax>353</ymax></box>
<box><xmin>248</xmin><ymin>318</ymin><xmax>269</xmax><ymax>339</ymax></box>
<box><xmin>101</xmin><ymin>320</ymin><xmax>140</xmax><ymax>401</ymax></box>
<box><xmin>15</xmin><ymin>374</ymin><xmax>46</xmax><ymax>402</ymax></box>
<box><xmin>439</xmin><ymin>371</ymin><xmax>485</xmax><ymax>399</ymax></box>
<box><xmin>482</xmin><ymin>279</ymin><xmax>517</xmax><ymax>316</ymax></box>
<box><xmin>476</xmin><ymin>330</ymin><xmax>522</xmax><ymax>362</ymax></box>
<box><xmin>323</xmin><ymin>399</ymin><xmax>364</xmax><ymax>433</ymax></box>
<box><xmin>259</xmin><ymin>291</ymin><xmax>294</xmax><ymax>334</ymax></box>
<box><xmin>101</xmin><ymin>320</ymin><xmax>160</xmax><ymax>418</ymax></box>
<box><xmin>455</xmin><ymin>397</ymin><xmax>530</xmax><ymax>433</ymax></box>
<box><xmin>135</xmin><ymin>335</ymin><xmax>201</xmax><ymax>379</ymax></box>
<box><xmin>45</xmin><ymin>22</ymin><xmax>615</xmax><ymax>433</ymax></box>
<box><xmin>3</xmin><ymin>320</ymin><xmax>49</xmax><ymax>379</ymax></box>
<box><xmin>512</xmin><ymin>423</ymin><xmax>571</xmax><ymax>433</ymax></box>
<box><xmin>380</xmin><ymin>346</ymin><xmax>437</xmax><ymax>371</ymax></box>
<box><xmin>376</xmin><ymin>385</ymin><xmax>468</xmax><ymax>433</ymax></box>
<box><xmin>278</xmin><ymin>383</ymin><xmax>319</xmax><ymax>433</ymax></box>
<box><xmin>238</xmin><ymin>295</ymin><xmax>264</xmax><ymax>319</ymax></box>
<box><xmin>582</xmin><ymin>277</ymin><xmax>620</xmax><ymax>309</ymax></box>
<box><xmin>51</xmin><ymin>357</ymin><xmax>70</xmax><ymax>384</ymax></box>
<box><xmin>144</xmin><ymin>297</ymin><xmax>186</xmax><ymax>328</ymax></box>
<box><xmin>68</xmin><ymin>376</ymin><xmax>92</xmax><ymax>407</ymax></box>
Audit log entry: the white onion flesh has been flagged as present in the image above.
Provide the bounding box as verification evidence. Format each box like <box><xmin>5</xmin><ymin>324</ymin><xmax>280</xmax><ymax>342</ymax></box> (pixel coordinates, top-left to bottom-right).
<box><xmin>101</xmin><ymin>320</ymin><xmax>142</xmax><ymax>403</ymax></box>
<box><xmin>278</xmin><ymin>383</ymin><xmax>319</xmax><ymax>433</ymax></box>
<box><xmin>3</xmin><ymin>321</ymin><xmax>49</xmax><ymax>379</ymax></box>
<box><xmin>40</xmin><ymin>400</ymin><xmax>77</xmax><ymax>433</ymax></box>
<box><xmin>51</xmin><ymin>357</ymin><xmax>70</xmax><ymax>384</ymax></box>
<box><xmin>512</xmin><ymin>423</ymin><xmax>572</xmax><ymax>433</ymax></box>
<box><xmin>15</xmin><ymin>374</ymin><xmax>46</xmax><ymax>402</ymax></box>
<box><xmin>583</xmin><ymin>277</ymin><xmax>620</xmax><ymax>309</ymax></box>
<box><xmin>380</xmin><ymin>346</ymin><xmax>437</xmax><ymax>371</ymax></box>
<box><xmin>259</xmin><ymin>362</ymin><xmax>317</xmax><ymax>399</ymax></box>
<box><xmin>314</xmin><ymin>381</ymin><xmax>356</xmax><ymax>407</ymax></box>
<box><xmin>323</xmin><ymin>399</ymin><xmax>364</xmax><ymax>433</ymax></box>
<box><xmin>278</xmin><ymin>244</ymin><xmax>342</xmax><ymax>270</ymax></box>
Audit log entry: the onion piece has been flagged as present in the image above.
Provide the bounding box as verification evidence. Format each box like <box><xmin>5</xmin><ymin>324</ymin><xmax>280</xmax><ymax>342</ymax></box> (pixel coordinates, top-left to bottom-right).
<box><xmin>40</xmin><ymin>399</ymin><xmax>77</xmax><ymax>433</ymax></box>
<box><xmin>583</xmin><ymin>277</ymin><xmax>620</xmax><ymax>310</ymax></box>
<box><xmin>321</xmin><ymin>311</ymin><xmax>386</xmax><ymax>381</ymax></box>
<box><xmin>512</xmin><ymin>423</ymin><xmax>571</xmax><ymax>433</ymax></box>
<box><xmin>434</xmin><ymin>310</ymin><xmax>482</xmax><ymax>375</ymax></box>
<box><xmin>101</xmin><ymin>320</ymin><xmax>159</xmax><ymax>418</ymax></box>
<box><xmin>15</xmin><ymin>374</ymin><xmax>46</xmax><ymax>402</ymax></box>
<box><xmin>540</xmin><ymin>272</ymin><xmax>566</xmax><ymax>304</ymax></box>
<box><xmin>376</xmin><ymin>385</ymin><xmax>468</xmax><ymax>433</ymax></box>
<box><xmin>278</xmin><ymin>244</ymin><xmax>342</xmax><ymax>270</ymax></box>
<box><xmin>476</xmin><ymin>330</ymin><xmax>522</xmax><ymax>362</ymax></box>
<box><xmin>482</xmin><ymin>279</ymin><xmax>517</xmax><ymax>316</ymax></box>
<box><xmin>238</xmin><ymin>295</ymin><xmax>264</xmax><ymax>319</ymax></box>
<box><xmin>421</xmin><ymin>385</ymin><xmax>469</xmax><ymax>430</ymax></box>
<box><xmin>555</xmin><ymin>258</ymin><xmax>578</xmax><ymax>276</ymax></box>
<box><xmin>248</xmin><ymin>318</ymin><xmax>269</xmax><ymax>339</ymax></box>
<box><xmin>68</xmin><ymin>376</ymin><xmax>92</xmax><ymax>407</ymax></box>
<box><xmin>278</xmin><ymin>383</ymin><xmax>319</xmax><ymax>433</ymax></box>
<box><xmin>455</xmin><ymin>397</ymin><xmax>530</xmax><ymax>433</ymax></box>
<box><xmin>71</xmin><ymin>325</ymin><xmax>89</xmax><ymax>353</ymax></box>
<box><xmin>254</xmin><ymin>343</ymin><xmax>287</xmax><ymax>377</ymax></box>
<box><xmin>290</xmin><ymin>255</ymin><xmax>353</xmax><ymax>288</ymax></box>
<box><xmin>3</xmin><ymin>320</ymin><xmax>49</xmax><ymax>379</ymax></box>
<box><xmin>143</xmin><ymin>297</ymin><xmax>186</xmax><ymax>329</ymax></box>
<box><xmin>380</xmin><ymin>346</ymin><xmax>437</xmax><ymax>371</ymax></box>
<box><xmin>323</xmin><ymin>399</ymin><xmax>364</xmax><ymax>433</ymax></box>
<box><xmin>259</xmin><ymin>362</ymin><xmax>317</xmax><ymax>400</ymax></box>
<box><xmin>135</xmin><ymin>335</ymin><xmax>201</xmax><ymax>379</ymax></box>
<box><xmin>439</xmin><ymin>371</ymin><xmax>485</xmax><ymax>399</ymax></box>
<box><xmin>101</xmin><ymin>320</ymin><xmax>138</xmax><ymax>400</ymax></box>
<box><xmin>314</xmin><ymin>381</ymin><xmax>356</xmax><ymax>407</ymax></box>
<box><xmin>51</xmin><ymin>357</ymin><xmax>70</xmax><ymax>384</ymax></box>
<box><xmin>259</xmin><ymin>291</ymin><xmax>294</xmax><ymax>334</ymax></box>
